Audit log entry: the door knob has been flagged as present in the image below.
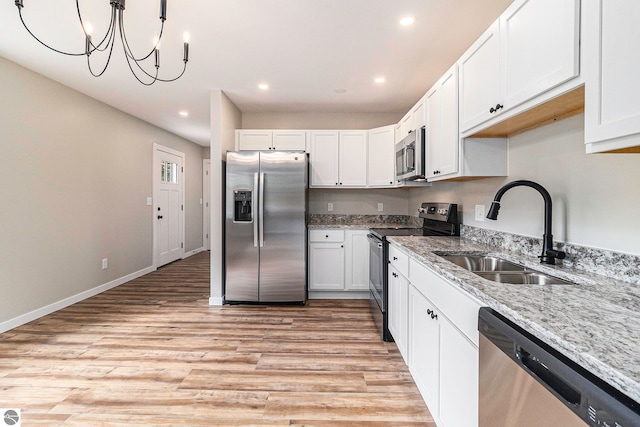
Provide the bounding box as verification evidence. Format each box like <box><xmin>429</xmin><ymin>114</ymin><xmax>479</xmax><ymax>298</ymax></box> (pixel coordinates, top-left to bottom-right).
<box><xmin>157</xmin><ymin>215</ymin><xmax>163</xmax><ymax>219</ymax></box>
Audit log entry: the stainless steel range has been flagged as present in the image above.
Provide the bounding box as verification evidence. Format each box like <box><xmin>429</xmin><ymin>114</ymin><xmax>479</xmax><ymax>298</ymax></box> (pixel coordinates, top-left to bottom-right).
<box><xmin>367</xmin><ymin>202</ymin><xmax>459</xmax><ymax>342</ymax></box>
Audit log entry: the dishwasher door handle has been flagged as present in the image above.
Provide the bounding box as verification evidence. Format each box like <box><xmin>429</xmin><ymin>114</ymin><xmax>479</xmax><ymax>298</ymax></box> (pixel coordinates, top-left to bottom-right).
<box><xmin>517</xmin><ymin>347</ymin><xmax>581</xmax><ymax>407</ymax></box>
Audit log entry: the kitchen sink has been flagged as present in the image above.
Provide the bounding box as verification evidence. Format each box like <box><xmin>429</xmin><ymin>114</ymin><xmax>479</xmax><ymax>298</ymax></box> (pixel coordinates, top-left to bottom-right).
<box><xmin>440</xmin><ymin>254</ymin><xmax>525</xmax><ymax>272</ymax></box>
<box><xmin>474</xmin><ymin>271</ymin><xmax>574</xmax><ymax>285</ymax></box>
<box><xmin>438</xmin><ymin>254</ymin><xmax>575</xmax><ymax>285</ymax></box>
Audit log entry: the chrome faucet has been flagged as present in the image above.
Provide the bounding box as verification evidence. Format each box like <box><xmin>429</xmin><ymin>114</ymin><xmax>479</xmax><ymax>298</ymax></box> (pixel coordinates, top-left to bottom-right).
<box><xmin>486</xmin><ymin>180</ymin><xmax>566</xmax><ymax>265</ymax></box>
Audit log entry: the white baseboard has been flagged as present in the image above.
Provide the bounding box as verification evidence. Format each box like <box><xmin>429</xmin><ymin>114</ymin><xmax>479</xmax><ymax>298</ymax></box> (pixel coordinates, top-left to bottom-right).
<box><xmin>208</xmin><ymin>296</ymin><xmax>224</xmax><ymax>306</ymax></box>
<box><xmin>0</xmin><ymin>265</ymin><xmax>156</xmax><ymax>334</ymax></box>
<box><xmin>182</xmin><ymin>247</ymin><xmax>205</xmax><ymax>259</ymax></box>
<box><xmin>308</xmin><ymin>291</ymin><xmax>370</xmax><ymax>300</ymax></box>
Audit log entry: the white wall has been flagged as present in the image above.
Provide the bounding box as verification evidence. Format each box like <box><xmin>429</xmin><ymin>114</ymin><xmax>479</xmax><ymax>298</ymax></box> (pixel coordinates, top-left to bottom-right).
<box><xmin>0</xmin><ymin>56</ymin><xmax>205</xmax><ymax>326</ymax></box>
<box><xmin>242</xmin><ymin>112</ymin><xmax>401</xmax><ymax>130</ymax></box>
<box><xmin>309</xmin><ymin>188</ymin><xmax>410</xmax><ymax>215</ymax></box>
<box><xmin>409</xmin><ymin>114</ymin><xmax>640</xmax><ymax>255</ymax></box>
<box><xmin>209</xmin><ymin>90</ymin><xmax>242</xmax><ymax>305</ymax></box>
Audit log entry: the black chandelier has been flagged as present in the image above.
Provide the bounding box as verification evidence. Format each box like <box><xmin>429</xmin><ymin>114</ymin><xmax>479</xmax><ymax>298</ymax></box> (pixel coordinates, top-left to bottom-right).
<box><xmin>13</xmin><ymin>0</ymin><xmax>190</xmax><ymax>85</ymax></box>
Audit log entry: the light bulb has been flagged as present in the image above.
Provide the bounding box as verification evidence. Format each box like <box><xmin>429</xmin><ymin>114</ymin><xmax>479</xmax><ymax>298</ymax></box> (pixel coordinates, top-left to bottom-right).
<box><xmin>153</xmin><ymin>36</ymin><xmax>160</xmax><ymax>49</ymax></box>
<box><xmin>183</xmin><ymin>32</ymin><xmax>190</xmax><ymax>43</ymax></box>
<box><xmin>84</xmin><ymin>22</ymin><xmax>94</xmax><ymax>36</ymax></box>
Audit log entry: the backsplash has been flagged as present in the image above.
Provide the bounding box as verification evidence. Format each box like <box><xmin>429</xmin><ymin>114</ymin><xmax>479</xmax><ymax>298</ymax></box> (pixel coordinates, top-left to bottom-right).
<box><xmin>308</xmin><ymin>214</ymin><xmax>422</xmax><ymax>226</ymax></box>
<box><xmin>461</xmin><ymin>225</ymin><xmax>640</xmax><ymax>286</ymax></box>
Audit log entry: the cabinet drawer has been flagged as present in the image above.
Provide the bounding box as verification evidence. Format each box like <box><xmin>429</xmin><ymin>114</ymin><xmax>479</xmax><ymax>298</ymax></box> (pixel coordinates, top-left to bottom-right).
<box><xmin>389</xmin><ymin>244</ymin><xmax>409</xmax><ymax>277</ymax></box>
<box><xmin>309</xmin><ymin>229</ymin><xmax>345</xmax><ymax>243</ymax></box>
<box><xmin>410</xmin><ymin>259</ymin><xmax>482</xmax><ymax>346</ymax></box>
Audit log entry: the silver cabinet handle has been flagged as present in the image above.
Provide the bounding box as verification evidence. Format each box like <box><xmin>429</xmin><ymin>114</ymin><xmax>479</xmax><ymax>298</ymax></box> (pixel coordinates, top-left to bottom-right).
<box><xmin>259</xmin><ymin>172</ymin><xmax>265</xmax><ymax>247</ymax></box>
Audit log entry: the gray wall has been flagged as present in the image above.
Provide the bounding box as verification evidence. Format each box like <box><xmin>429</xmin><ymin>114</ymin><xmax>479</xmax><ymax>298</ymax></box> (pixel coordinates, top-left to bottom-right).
<box><xmin>209</xmin><ymin>90</ymin><xmax>242</xmax><ymax>304</ymax></box>
<box><xmin>0</xmin><ymin>56</ymin><xmax>205</xmax><ymax>325</ymax></box>
<box><xmin>409</xmin><ymin>114</ymin><xmax>640</xmax><ymax>255</ymax></box>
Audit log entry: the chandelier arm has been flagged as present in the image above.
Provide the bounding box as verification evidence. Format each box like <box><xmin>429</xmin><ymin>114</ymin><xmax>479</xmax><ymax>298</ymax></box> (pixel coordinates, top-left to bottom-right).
<box><xmin>17</xmin><ymin>7</ymin><xmax>85</xmax><ymax>56</ymax></box>
<box><xmin>119</xmin><ymin>9</ymin><xmax>166</xmax><ymax>62</ymax></box>
<box><xmin>86</xmin><ymin>26</ymin><xmax>118</xmax><ymax>78</ymax></box>
<box><xmin>152</xmin><ymin>62</ymin><xmax>187</xmax><ymax>83</ymax></box>
<box><xmin>76</xmin><ymin>0</ymin><xmax>116</xmax><ymax>53</ymax></box>
<box><xmin>121</xmin><ymin>46</ymin><xmax>160</xmax><ymax>86</ymax></box>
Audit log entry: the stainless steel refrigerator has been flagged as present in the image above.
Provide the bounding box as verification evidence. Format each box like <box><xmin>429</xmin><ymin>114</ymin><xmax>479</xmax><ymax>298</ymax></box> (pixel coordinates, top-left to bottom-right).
<box><xmin>224</xmin><ymin>151</ymin><xmax>307</xmax><ymax>303</ymax></box>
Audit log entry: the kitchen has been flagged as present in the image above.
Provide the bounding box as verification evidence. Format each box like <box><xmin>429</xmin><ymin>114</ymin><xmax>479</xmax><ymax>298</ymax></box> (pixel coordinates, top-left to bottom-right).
<box><xmin>1</xmin><ymin>0</ymin><xmax>640</xmax><ymax>425</ymax></box>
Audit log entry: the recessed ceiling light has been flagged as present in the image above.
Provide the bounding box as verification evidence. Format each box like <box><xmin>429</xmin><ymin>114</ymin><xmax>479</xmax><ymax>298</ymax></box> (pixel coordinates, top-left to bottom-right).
<box><xmin>258</xmin><ymin>83</ymin><xmax>269</xmax><ymax>90</ymax></box>
<box><xmin>374</xmin><ymin>77</ymin><xmax>386</xmax><ymax>84</ymax></box>
<box><xmin>179</xmin><ymin>111</ymin><xmax>189</xmax><ymax>117</ymax></box>
<box><xmin>400</xmin><ymin>16</ymin><xmax>416</xmax><ymax>26</ymax></box>
<box><xmin>334</xmin><ymin>89</ymin><xmax>347</xmax><ymax>94</ymax></box>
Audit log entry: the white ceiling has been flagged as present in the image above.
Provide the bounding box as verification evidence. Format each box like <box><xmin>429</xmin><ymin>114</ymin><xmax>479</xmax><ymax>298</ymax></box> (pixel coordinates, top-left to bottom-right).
<box><xmin>0</xmin><ymin>0</ymin><xmax>513</xmax><ymax>147</ymax></box>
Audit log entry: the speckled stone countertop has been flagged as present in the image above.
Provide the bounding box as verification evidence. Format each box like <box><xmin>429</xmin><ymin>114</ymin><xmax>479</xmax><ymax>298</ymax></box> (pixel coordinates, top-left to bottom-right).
<box><xmin>388</xmin><ymin>235</ymin><xmax>640</xmax><ymax>404</ymax></box>
<box><xmin>308</xmin><ymin>214</ymin><xmax>421</xmax><ymax>230</ymax></box>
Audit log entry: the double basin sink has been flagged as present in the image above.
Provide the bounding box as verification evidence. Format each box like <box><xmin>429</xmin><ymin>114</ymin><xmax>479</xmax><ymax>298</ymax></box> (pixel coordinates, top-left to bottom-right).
<box><xmin>439</xmin><ymin>254</ymin><xmax>574</xmax><ymax>285</ymax></box>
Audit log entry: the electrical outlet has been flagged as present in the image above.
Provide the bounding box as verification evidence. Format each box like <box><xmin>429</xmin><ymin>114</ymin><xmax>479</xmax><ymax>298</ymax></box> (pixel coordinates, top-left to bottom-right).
<box><xmin>475</xmin><ymin>205</ymin><xmax>485</xmax><ymax>222</ymax></box>
<box><xmin>327</xmin><ymin>202</ymin><xmax>333</xmax><ymax>212</ymax></box>
<box><xmin>102</xmin><ymin>258</ymin><xmax>108</xmax><ymax>269</ymax></box>
<box><xmin>377</xmin><ymin>203</ymin><xmax>384</xmax><ymax>212</ymax></box>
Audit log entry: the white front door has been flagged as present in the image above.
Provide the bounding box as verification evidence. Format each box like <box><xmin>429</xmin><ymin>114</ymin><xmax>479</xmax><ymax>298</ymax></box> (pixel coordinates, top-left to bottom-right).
<box><xmin>153</xmin><ymin>144</ymin><xmax>185</xmax><ymax>267</ymax></box>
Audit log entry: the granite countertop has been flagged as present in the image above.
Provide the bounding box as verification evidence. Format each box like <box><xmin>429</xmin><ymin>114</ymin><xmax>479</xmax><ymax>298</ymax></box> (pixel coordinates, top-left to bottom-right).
<box><xmin>307</xmin><ymin>214</ymin><xmax>421</xmax><ymax>230</ymax></box>
<box><xmin>387</xmin><ymin>235</ymin><xmax>640</xmax><ymax>404</ymax></box>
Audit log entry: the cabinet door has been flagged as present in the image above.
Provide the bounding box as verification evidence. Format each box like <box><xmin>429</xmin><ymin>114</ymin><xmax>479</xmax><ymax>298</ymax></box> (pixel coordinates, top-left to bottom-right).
<box><xmin>500</xmin><ymin>0</ymin><xmax>580</xmax><ymax>111</ymax></box>
<box><xmin>272</xmin><ymin>130</ymin><xmax>307</xmax><ymax>151</ymax></box>
<box><xmin>338</xmin><ymin>131</ymin><xmax>367</xmax><ymax>187</ymax></box>
<box><xmin>367</xmin><ymin>125</ymin><xmax>395</xmax><ymax>187</ymax></box>
<box><xmin>412</xmin><ymin>96</ymin><xmax>426</xmax><ymax>129</ymax></box>
<box><xmin>439</xmin><ymin>66</ymin><xmax>459</xmax><ymax>177</ymax></box>
<box><xmin>425</xmin><ymin>86</ymin><xmax>441</xmax><ymax>180</ymax></box>
<box><xmin>409</xmin><ymin>286</ymin><xmax>440</xmax><ymax>417</ymax></box>
<box><xmin>394</xmin><ymin>122</ymin><xmax>402</xmax><ymax>143</ymax></box>
<box><xmin>389</xmin><ymin>269</ymin><xmax>409</xmax><ymax>364</ymax></box>
<box><xmin>344</xmin><ymin>230</ymin><xmax>369</xmax><ymax>291</ymax></box>
<box><xmin>459</xmin><ymin>20</ymin><xmax>501</xmax><ymax>132</ymax></box>
<box><xmin>585</xmin><ymin>0</ymin><xmax>640</xmax><ymax>152</ymax></box>
<box><xmin>310</xmin><ymin>131</ymin><xmax>339</xmax><ymax>187</ymax></box>
<box><xmin>308</xmin><ymin>242</ymin><xmax>345</xmax><ymax>290</ymax></box>
<box><xmin>237</xmin><ymin>130</ymin><xmax>273</xmax><ymax>150</ymax></box>
<box><xmin>400</xmin><ymin>112</ymin><xmax>413</xmax><ymax>138</ymax></box>
<box><xmin>440</xmin><ymin>318</ymin><xmax>479</xmax><ymax>427</ymax></box>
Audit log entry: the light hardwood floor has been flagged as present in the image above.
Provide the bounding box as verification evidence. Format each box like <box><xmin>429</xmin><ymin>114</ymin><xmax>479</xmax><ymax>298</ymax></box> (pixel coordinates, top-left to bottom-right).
<box><xmin>0</xmin><ymin>252</ymin><xmax>434</xmax><ymax>426</ymax></box>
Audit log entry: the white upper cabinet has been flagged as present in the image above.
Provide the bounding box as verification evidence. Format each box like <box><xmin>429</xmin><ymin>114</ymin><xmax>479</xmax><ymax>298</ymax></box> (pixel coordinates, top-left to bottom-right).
<box><xmin>458</xmin><ymin>0</ymin><xmax>580</xmax><ymax>134</ymax></box>
<box><xmin>584</xmin><ymin>0</ymin><xmax>640</xmax><ymax>153</ymax></box>
<box><xmin>310</xmin><ymin>130</ymin><xmax>367</xmax><ymax>187</ymax></box>
<box><xmin>400</xmin><ymin>112</ymin><xmax>414</xmax><ymax>140</ymax></box>
<box><xmin>426</xmin><ymin>64</ymin><xmax>460</xmax><ymax>180</ymax></box>
<box><xmin>236</xmin><ymin>130</ymin><xmax>273</xmax><ymax>151</ymax></box>
<box><xmin>367</xmin><ymin>125</ymin><xmax>396</xmax><ymax>187</ymax></box>
<box><xmin>459</xmin><ymin>20</ymin><xmax>501</xmax><ymax>132</ymax></box>
<box><xmin>236</xmin><ymin>130</ymin><xmax>306</xmax><ymax>151</ymax></box>
<box><xmin>309</xmin><ymin>131</ymin><xmax>340</xmax><ymax>186</ymax></box>
<box><xmin>338</xmin><ymin>131</ymin><xmax>368</xmax><ymax>187</ymax></box>
<box><xmin>500</xmin><ymin>0</ymin><xmax>580</xmax><ymax>108</ymax></box>
<box><xmin>272</xmin><ymin>130</ymin><xmax>307</xmax><ymax>151</ymax></box>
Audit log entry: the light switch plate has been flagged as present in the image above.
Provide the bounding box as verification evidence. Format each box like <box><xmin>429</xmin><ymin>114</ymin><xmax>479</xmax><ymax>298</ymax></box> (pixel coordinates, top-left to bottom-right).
<box><xmin>146</xmin><ymin>197</ymin><xmax>153</xmax><ymax>206</ymax></box>
<box><xmin>475</xmin><ymin>205</ymin><xmax>485</xmax><ymax>222</ymax></box>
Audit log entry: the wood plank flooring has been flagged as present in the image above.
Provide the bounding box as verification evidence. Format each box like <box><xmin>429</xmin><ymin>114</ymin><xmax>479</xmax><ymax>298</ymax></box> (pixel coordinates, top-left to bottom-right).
<box><xmin>0</xmin><ymin>252</ymin><xmax>434</xmax><ymax>426</ymax></box>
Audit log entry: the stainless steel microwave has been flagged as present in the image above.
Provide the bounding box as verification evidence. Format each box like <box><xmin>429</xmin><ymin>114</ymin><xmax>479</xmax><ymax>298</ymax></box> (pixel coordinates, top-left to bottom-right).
<box><xmin>395</xmin><ymin>126</ymin><xmax>426</xmax><ymax>181</ymax></box>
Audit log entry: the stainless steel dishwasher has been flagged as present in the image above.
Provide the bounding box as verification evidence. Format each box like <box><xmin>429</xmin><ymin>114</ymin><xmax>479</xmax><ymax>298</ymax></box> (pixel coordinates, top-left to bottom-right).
<box><xmin>478</xmin><ymin>307</ymin><xmax>639</xmax><ymax>427</ymax></box>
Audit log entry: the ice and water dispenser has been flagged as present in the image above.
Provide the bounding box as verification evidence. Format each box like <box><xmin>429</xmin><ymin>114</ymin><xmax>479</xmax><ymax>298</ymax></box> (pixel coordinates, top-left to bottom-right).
<box><xmin>233</xmin><ymin>190</ymin><xmax>253</xmax><ymax>222</ymax></box>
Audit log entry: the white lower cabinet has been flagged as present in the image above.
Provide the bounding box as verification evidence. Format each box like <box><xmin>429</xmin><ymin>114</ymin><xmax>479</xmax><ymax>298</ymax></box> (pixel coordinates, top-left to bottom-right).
<box><xmin>308</xmin><ymin>229</ymin><xmax>369</xmax><ymax>295</ymax></box>
<box><xmin>388</xmin><ymin>263</ymin><xmax>409</xmax><ymax>363</ymax></box>
<box><xmin>407</xmin><ymin>257</ymin><xmax>482</xmax><ymax>427</ymax></box>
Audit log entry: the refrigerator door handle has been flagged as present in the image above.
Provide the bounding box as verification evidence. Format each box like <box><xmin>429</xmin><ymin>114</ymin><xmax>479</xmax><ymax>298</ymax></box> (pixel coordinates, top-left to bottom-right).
<box><xmin>253</xmin><ymin>172</ymin><xmax>259</xmax><ymax>248</ymax></box>
<box><xmin>259</xmin><ymin>172</ymin><xmax>265</xmax><ymax>247</ymax></box>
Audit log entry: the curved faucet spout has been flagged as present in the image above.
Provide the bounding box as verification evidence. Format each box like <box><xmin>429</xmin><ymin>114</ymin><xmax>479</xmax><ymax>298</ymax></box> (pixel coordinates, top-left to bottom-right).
<box><xmin>486</xmin><ymin>180</ymin><xmax>565</xmax><ymax>265</ymax></box>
